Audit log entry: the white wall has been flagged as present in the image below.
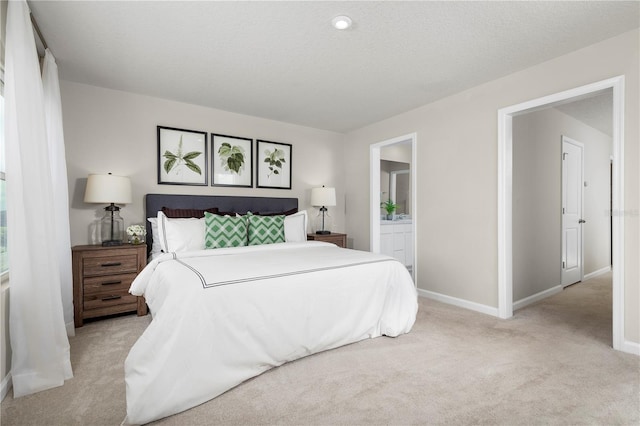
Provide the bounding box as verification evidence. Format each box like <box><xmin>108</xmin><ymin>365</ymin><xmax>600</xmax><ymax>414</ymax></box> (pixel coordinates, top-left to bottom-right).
<box><xmin>512</xmin><ymin>107</ymin><xmax>612</xmax><ymax>302</ymax></box>
<box><xmin>60</xmin><ymin>81</ymin><xmax>346</xmax><ymax>246</ymax></box>
<box><xmin>343</xmin><ymin>29</ymin><xmax>639</xmax><ymax>343</ymax></box>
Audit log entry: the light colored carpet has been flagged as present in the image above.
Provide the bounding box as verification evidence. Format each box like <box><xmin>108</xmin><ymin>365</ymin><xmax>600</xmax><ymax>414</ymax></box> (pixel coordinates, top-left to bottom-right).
<box><xmin>1</xmin><ymin>272</ymin><xmax>638</xmax><ymax>425</ymax></box>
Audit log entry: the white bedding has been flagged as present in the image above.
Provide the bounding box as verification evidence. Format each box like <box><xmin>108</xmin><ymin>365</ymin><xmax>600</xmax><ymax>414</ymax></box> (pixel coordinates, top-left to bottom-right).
<box><xmin>125</xmin><ymin>241</ymin><xmax>418</xmax><ymax>424</ymax></box>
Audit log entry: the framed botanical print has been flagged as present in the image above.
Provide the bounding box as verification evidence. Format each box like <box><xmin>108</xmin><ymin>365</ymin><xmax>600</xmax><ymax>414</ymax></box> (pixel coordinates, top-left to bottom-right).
<box><xmin>157</xmin><ymin>126</ymin><xmax>208</xmax><ymax>185</ymax></box>
<box><xmin>256</xmin><ymin>140</ymin><xmax>292</xmax><ymax>189</ymax></box>
<box><xmin>211</xmin><ymin>134</ymin><xmax>253</xmax><ymax>187</ymax></box>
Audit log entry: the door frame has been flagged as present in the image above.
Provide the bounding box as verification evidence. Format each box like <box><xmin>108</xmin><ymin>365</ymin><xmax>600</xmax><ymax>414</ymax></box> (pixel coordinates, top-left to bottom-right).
<box><xmin>370</xmin><ymin>133</ymin><xmax>417</xmax><ymax>284</ymax></box>
<box><xmin>497</xmin><ymin>76</ymin><xmax>627</xmax><ymax>352</ymax></box>
<box><xmin>560</xmin><ymin>136</ymin><xmax>585</xmax><ymax>287</ymax></box>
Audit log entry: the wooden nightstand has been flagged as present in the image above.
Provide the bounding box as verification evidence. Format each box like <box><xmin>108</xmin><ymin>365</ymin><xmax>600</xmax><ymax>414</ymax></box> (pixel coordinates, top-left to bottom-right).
<box><xmin>72</xmin><ymin>244</ymin><xmax>148</xmax><ymax>327</ymax></box>
<box><xmin>307</xmin><ymin>233</ymin><xmax>347</xmax><ymax>248</ymax></box>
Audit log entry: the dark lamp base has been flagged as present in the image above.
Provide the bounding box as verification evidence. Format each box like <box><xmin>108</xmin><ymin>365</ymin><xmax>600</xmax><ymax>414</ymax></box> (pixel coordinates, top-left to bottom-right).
<box><xmin>102</xmin><ymin>240</ymin><xmax>124</xmax><ymax>247</ymax></box>
<box><xmin>315</xmin><ymin>230</ymin><xmax>331</xmax><ymax>235</ymax></box>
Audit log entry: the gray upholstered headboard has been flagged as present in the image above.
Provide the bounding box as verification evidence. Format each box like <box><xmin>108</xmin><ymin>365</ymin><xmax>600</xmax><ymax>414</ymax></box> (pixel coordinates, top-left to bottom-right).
<box><xmin>145</xmin><ymin>193</ymin><xmax>298</xmax><ymax>253</ymax></box>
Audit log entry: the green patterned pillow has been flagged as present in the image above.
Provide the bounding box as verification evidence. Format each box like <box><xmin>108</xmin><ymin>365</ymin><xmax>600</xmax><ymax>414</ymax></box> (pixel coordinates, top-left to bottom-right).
<box><xmin>204</xmin><ymin>213</ymin><xmax>248</xmax><ymax>249</ymax></box>
<box><xmin>247</xmin><ymin>214</ymin><xmax>285</xmax><ymax>246</ymax></box>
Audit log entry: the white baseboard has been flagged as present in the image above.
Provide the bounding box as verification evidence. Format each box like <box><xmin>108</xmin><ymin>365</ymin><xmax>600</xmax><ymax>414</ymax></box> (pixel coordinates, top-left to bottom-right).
<box><xmin>1</xmin><ymin>372</ymin><xmax>11</xmax><ymax>401</ymax></box>
<box><xmin>513</xmin><ymin>285</ymin><xmax>563</xmax><ymax>311</ymax></box>
<box><xmin>620</xmin><ymin>339</ymin><xmax>640</xmax><ymax>356</ymax></box>
<box><xmin>417</xmin><ymin>288</ymin><xmax>499</xmax><ymax>317</ymax></box>
<box><xmin>583</xmin><ymin>265</ymin><xmax>612</xmax><ymax>281</ymax></box>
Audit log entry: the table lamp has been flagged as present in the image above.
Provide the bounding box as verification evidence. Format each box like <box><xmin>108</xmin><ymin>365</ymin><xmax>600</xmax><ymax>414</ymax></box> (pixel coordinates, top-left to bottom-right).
<box><xmin>311</xmin><ymin>186</ymin><xmax>336</xmax><ymax>235</ymax></box>
<box><xmin>84</xmin><ymin>173</ymin><xmax>132</xmax><ymax>246</ymax></box>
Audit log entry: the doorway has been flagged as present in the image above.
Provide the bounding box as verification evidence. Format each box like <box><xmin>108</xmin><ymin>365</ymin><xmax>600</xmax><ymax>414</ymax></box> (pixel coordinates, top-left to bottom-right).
<box><xmin>498</xmin><ymin>76</ymin><xmax>627</xmax><ymax>352</ymax></box>
<box><xmin>370</xmin><ymin>133</ymin><xmax>417</xmax><ymax>283</ymax></box>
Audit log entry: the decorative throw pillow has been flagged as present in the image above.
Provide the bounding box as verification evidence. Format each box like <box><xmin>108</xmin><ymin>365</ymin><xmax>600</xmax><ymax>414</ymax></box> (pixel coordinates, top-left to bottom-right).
<box><xmin>247</xmin><ymin>215</ymin><xmax>285</xmax><ymax>246</ymax></box>
<box><xmin>204</xmin><ymin>213</ymin><xmax>248</xmax><ymax>249</ymax></box>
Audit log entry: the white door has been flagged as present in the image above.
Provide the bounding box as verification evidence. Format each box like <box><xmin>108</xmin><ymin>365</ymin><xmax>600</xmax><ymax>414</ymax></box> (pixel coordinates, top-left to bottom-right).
<box><xmin>561</xmin><ymin>136</ymin><xmax>584</xmax><ymax>287</ymax></box>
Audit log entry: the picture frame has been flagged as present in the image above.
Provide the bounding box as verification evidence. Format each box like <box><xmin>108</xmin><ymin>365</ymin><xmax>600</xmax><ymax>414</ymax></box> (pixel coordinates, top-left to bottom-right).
<box><xmin>158</xmin><ymin>126</ymin><xmax>208</xmax><ymax>186</ymax></box>
<box><xmin>256</xmin><ymin>140</ymin><xmax>292</xmax><ymax>189</ymax></box>
<box><xmin>211</xmin><ymin>134</ymin><xmax>253</xmax><ymax>188</ymax></box>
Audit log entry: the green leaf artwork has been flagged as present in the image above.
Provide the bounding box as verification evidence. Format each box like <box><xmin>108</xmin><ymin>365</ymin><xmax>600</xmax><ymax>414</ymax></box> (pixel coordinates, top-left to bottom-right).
<box><xmin>163</xmin><ymin>135</ymin><xmax>202</xmax><ymax>176</ymax></box>
<box><xmin>218</xmin><ymin>142</ymin><xmax>246</xmax><ymax>174</ymax></box>
<box><xmin>263</xmin><ymin>148</ymin><xmax>286</xmax><ymax>178</ymax></box>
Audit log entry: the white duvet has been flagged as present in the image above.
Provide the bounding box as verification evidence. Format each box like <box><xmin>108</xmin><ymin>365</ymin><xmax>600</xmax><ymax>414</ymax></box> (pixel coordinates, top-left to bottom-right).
<box><xmin>124</xmin><ymin>241</ymin><xmax>418</xmax><ymax>424</ymax></box>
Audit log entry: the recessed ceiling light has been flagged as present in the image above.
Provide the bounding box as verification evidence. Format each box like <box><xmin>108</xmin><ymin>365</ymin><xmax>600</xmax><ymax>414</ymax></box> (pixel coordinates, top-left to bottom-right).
<box><xmin>332</xmin><ymin>15</ymin><xmax>352</xmax><ymax>30</ymax></box>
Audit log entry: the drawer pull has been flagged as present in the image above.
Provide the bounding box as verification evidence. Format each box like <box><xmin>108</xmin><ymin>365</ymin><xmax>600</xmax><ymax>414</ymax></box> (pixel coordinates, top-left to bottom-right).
<box><xmin>101</xmin><ymin>262</ymin><xmax>122</xmax><ymax>267</ymax></box>
<box><xmin>101</xmin><ymin>280</ymin><xmax>122</xmax><ymax>286</ymax></box>
<box><xmin>101</xmin><ymin>295</ymin><xmax>122</xmax><ymax>301</ymax></box>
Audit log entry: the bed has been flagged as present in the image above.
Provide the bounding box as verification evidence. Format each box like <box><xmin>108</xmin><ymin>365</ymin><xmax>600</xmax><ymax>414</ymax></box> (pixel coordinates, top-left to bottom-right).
<box><xmin>124</xmin><ymin>194</ymin><xmax>418</xmax><ymax>424</ymax></box>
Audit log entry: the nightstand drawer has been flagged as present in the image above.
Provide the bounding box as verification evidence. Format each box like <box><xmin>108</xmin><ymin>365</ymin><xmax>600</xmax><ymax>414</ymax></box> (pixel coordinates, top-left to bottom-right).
<box><xmin>83</xmin><ymin>255</ymin><xmax>138</xmax><ymax>276</ymax></box>
<box><xmin>83</xmin><ymin>273</ymin><xmax>137</xmax><ymax>295</ymax></box>
<box><xmin>84</xmin><ymin>293</ymin><xmax>138</xmax><ymax>311</ymax></box>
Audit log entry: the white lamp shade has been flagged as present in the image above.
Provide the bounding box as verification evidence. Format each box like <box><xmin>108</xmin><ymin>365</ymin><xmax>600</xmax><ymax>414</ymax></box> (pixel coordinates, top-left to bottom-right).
<box><xmin>84</xmin><ymin>174</ymin><xmax>132</xmax><ymax>204</ymax></box>
<box><xmin>311</xmin><ymin>186</ymin><xmax>336</xmax><ymax>207</ymax></box>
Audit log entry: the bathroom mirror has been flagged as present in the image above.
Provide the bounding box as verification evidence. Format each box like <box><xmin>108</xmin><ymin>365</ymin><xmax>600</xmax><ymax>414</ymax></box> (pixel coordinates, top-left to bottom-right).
<box><xmin>390</xmin><ymin>169</ymin><xmax>410</xmax><ymax>215</ymax></box>
<box><xmin>380</xmin><ymin>160</ymin><xmax>410</xmax><ymax>216</ymax></box>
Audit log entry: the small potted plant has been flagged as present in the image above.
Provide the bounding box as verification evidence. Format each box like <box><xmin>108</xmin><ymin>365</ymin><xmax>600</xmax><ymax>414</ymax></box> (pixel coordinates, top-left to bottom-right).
<box><xmin>381</xmin><ymin>199</ymin><xmax>397</xmax><ymax>220</ymax></box>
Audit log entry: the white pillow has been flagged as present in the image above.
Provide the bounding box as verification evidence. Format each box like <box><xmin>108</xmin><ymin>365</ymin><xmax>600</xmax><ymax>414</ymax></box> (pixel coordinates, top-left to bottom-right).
<box><xmin>147</xmin><ymin>217</ymin><xmax>162</xmax><ymax>255</ymax></box>
<box><xmin>157</xmin><ymin>211</ymin><xmax>206</xmax><ymax>253</ymax></box>
<box><xmin>284</xmin><ymin>210</ymin><xmax>307</xmax><ymax>242</ymax></box>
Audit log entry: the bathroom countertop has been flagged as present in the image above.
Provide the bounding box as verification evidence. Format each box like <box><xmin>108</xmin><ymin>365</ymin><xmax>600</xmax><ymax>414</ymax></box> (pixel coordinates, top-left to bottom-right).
<box><xmin>381</xmin><ymin>219</ymin><xmax>412</xmax><ymax>224</ymax></box>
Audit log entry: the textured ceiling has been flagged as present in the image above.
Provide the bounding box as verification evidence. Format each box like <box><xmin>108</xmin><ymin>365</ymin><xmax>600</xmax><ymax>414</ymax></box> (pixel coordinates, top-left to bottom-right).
<box><xmin>28</xmin><ymin>1</ymin><xmax>639</xmax><ymax>133</ymax></box>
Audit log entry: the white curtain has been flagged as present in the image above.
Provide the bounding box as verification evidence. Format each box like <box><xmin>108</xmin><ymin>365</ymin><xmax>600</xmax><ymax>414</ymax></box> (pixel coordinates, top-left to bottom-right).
<box><xmin>42</xmin><ymin>49</ymin><xmax>75</xmax><ymax>336</ymax></box>
<box><xmin>5</xmin><ymin>0</ymin><xmax>73</xmax><ymax>397</ymax></box>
